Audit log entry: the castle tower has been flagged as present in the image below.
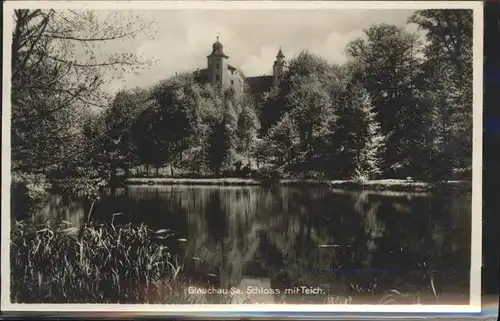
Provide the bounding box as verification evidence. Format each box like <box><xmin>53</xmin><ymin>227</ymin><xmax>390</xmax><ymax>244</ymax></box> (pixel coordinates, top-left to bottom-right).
<box><xmin>207</xmin><ymin>36</ymin><xmax>229</xmax><ymax>89</ymax></box>
<box><xmin>273</xmin><ymin>48</ymin><xmax>285</xmax><ymax>86</ymax></box>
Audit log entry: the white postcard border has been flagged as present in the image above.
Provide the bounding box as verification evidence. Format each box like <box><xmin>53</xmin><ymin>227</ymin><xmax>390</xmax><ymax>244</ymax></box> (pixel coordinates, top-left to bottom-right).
<box><xmin>1</xmin><ymin>0</ymin><xmax>483</xmax><ymax>314</ymax></box>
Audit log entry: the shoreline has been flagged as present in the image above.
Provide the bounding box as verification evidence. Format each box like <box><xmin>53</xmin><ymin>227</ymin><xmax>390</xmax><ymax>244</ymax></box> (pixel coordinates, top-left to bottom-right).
<box><xmin>123</xmin><ymin>177</ymin><xmax>471</xmax><ymax>192</ymax></box>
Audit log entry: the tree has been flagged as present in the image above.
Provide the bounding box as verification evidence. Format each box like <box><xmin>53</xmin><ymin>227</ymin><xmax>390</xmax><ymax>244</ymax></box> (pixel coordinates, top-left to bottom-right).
<box><xmin>409</xmin><ymin>9</ymin><xmax>473</xmax><ymax>179</ymax></box>
<box><xmin>92</xmin><ymin>88</ymin><xmax>152</xmax><ymax>181</ymax></box>
<box><xmin>409</xmin><ymin>10</ymin><xmax>472</xmax><ymax>85</ymax></box>
<box><xmin>327</xmin><ymin>85</ymin><xmax>385</xmax><ymax>179</ymax></box>
<box><xmin>236</xmin><ymin>97</ymin><xmax>261</xmax><ymax>165</ymax></box>
<box><xmin>130</xmin><ymin>106</ymin><xmax>159</xmax><ymax>175</ymax></box>
<box><xmin>352</xmin><ymin>89</ymin><xmax>386</xmax><ymax>180</ymax></box>
<box><xmin>259</xmin><ymin>86</ymin><xmax>283</xmax><ymax>135</ymax></box>
<box><xmin>346</xmin><ymin>24</ymin><xmax>425</xmax><ymax>178</ymax></box>
<box><xmin>258</xmin><ymin>51</ymin><xmax>340</xmax><ymax>176</ymax></box>
<box><xmin>187</xmin><ymin>84</ymin><xmax>225</xmax><ymax>175</ymax></box>
<box><xmin>149</xmin><ymin>73</ymin><xmax>230</xmax><ymax>176</ymax></box>
<box><xmin>10</xmin><ymin>9</ymin><xmax>152</xmax><ymax>198</ymax></box>
<box><xmin>259</xmin><ymin>51</ymin><xmax>341</xmax><ymax>135</ymax></box>
<box><xmin>286</xmin><ymin>74</ymin><xmax>334</xmax><ymax>168</ymax></box>
<box><xmin>207</xmin><ymin>100</ymin><xmax>237</xmax><ymax>177</ymax></box>
<box><xmin>260</xmin><ymin>112</ymin><xmax>300</xmax><ymax>171</ymax></box>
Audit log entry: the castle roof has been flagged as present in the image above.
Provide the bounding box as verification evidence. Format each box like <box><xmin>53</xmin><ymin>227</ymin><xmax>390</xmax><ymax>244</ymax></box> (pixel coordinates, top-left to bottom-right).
<box><xmin>207</xmin><ymin>38</ymin><xmax>229</xmax><ymax>58</ymax></box>
<box><xmin>245</xmin><ymin>75</ymin><xmax>274</xmax><ymax>95</ymax></box>
<box><xmin>277</xmin><ymin>48</ymin><xmax>285</xmax><ymax>58</ymax></box>
<box><xmin>228</xmin><ymin>64</ymin><xmax>245</xmax><ymax>77</ymax></box>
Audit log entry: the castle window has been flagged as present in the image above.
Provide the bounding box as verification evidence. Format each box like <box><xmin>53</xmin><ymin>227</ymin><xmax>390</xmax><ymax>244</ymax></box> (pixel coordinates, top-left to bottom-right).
<box><xmin>216</xmin><ymin>63</ymin><xmax>220</xmax><ymax>69</ymax></box>
<box><xmin>231</xmin><ymin>80</ymin><xmax>234</xmax><ymax>85</ymax></box>
<box><xmin>216</xmin><ymin>75</ymin><xmax>220</xmax><ymax>81</ymax></box>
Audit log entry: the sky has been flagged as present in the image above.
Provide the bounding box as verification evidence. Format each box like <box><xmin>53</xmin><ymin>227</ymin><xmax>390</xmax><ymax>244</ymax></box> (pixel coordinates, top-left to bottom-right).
<box><xmin>93</xmin><ymin>9</ymin><xmax>421</xmax><ymax>94</ymax></box>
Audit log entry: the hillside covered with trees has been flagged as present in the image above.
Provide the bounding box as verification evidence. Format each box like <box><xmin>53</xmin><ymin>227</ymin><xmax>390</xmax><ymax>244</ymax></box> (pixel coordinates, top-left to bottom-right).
<box><xmin>10</xmin><ymin>9</ymin><xmax>473</xmax><ymax>201</ymax></box>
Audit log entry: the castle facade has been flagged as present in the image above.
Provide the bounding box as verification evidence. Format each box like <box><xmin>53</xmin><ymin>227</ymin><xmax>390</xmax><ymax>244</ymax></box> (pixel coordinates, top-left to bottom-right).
<box><xmin>194</xmin><ymin>37</ymin><xmax>286</xmax><ymax>99</ymax></box>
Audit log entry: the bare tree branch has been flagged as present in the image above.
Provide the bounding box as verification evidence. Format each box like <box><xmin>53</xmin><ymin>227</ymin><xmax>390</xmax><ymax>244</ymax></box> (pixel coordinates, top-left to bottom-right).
<box><xmin>10</xmin><ymin>9</ymin><xmax>154</xmax><ymax>174</ymax></box>
<box><xmin>43</xmin><ymin>29</ymin><xmax>140</xmax><ymax>42</ymax></box>
<box><xmin>46</xmin><ymin>54</ymin><xmax>138</xmax><ymax>68</ymax></box>
<box><xmin>12</xmin><ymin>11</ymin><xmax>51</xmax><ymax>79</ymax></box>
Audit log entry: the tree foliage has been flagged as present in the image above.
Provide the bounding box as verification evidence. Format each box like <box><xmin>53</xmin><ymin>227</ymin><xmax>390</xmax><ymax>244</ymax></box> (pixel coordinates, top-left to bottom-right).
<box><xmin>10</xmin><ymin>9</ymin><xmax>152</xmax><ymax>198</ymax></box>
<box><xmin>11</xmin><ymin>9</ymin><xmax>473</xmax><ymax>192</ymax></box>
<box><xmin>409</xmin><ymin>9</ymin><xmax>473</xmax><ymax>179</ymax></box>
<box><xmin>345</xmin><ymin>23</ymin><xmax>426</xmax><ymax>177</ymax></box>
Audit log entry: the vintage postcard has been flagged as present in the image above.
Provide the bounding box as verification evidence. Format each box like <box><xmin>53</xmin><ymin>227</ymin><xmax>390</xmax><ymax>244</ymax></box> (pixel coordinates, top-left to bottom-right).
<box><xmin>2</xmin><ymin>0</ymin><xmax>483</xmax><ymax>315</ymax></box>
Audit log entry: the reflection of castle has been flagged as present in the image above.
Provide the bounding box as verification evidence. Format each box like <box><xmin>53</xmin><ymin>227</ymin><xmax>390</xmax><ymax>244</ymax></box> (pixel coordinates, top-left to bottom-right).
<box><xmin>194</xmin><ymin>37</ymin><xmax>286</xmax><ymax>98</ymax></box>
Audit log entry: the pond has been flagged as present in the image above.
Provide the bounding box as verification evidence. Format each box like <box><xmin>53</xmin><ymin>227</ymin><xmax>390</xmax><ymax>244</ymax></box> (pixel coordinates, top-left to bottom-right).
<box><xmin>28</xmin><ymin>184</ymin><xmax>472</xmax><ymax>305</ymax></box>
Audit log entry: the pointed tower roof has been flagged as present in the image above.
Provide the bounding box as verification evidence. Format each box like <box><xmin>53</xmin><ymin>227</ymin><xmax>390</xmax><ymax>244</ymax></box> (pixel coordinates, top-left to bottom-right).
<box><xmin>207</xmin><ymin>36</ymin><xmax>229</xmax><ymax>58</ymax></box>
<box><xmin>276</xmin><ymin>47</ymin><xmax>285</xmax><ymax>58</ymax></box>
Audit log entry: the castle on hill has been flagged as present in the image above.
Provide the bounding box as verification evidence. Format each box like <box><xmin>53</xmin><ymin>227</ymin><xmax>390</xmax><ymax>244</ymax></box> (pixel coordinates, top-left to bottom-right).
<box><xmin>194</xmin><ymin>37</ymin><xmax>286</xmax><ymax>98</ymax></box>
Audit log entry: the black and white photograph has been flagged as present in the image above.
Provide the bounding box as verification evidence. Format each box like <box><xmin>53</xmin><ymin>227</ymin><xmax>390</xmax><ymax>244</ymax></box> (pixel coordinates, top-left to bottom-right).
<box><xmin>2</xmin><ymin>0</ymin><xmax>482</xmax><ymax>312</ymax></box>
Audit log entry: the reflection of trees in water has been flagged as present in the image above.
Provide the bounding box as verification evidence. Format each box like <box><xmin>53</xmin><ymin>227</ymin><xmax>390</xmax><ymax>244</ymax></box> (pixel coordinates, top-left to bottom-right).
<box><xmin>352</xmin><ymin>191</ymin><xmax>384</xmax><ymax>268</ymax></box>
<box><xmin>177</xmin><ymin>187</ymin><xmax>259</xmax><ymax>290</ymax></box>
<box><xmin>352</xmin><ymin>188</ymin><xmax>471</xmax><ymax>298</ymax></box>
<box><xmin>173</xmin><ymin>187</ymin><xmax>330</xmax><ymax>290</ymax></box>
<box><xmin>33</xmin><ymin>194</ymin><xmax>86</xmax><ymax>227</ymax></box>
<box><xmin>31</xmin><ymin>184</ymin><xmax>471</xmax><ymax>302</ymax></box>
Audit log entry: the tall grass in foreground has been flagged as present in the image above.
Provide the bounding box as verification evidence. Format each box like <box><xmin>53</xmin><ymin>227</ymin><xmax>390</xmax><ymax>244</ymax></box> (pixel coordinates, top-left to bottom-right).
<box><xmin>10</xmin><ymin>220</ymin><xmax>451</xmax><ymax>305</ymax></box>
<box><xmin>10</xmin><ymin>220</ymin><xmax>191</xmax><ymax>303</ymax></box>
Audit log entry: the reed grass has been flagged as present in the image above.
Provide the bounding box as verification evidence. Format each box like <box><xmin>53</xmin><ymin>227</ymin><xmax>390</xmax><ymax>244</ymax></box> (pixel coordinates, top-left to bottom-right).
<box><xmin>10</xmin><ymin>220</ymin><xmax>192</xmax><ymax>303</ymax></box>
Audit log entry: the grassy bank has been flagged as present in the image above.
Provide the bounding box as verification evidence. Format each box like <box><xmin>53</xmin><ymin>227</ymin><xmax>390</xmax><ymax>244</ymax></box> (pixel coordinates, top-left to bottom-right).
<box><xmin>124</xmin><ymin>177</ymin><xmax>471</xmax><ymax>192</ymax></box>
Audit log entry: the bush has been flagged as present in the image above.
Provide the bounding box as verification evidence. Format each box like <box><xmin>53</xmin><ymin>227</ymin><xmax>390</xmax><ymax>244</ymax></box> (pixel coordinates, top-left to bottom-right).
<box><xmin>11</xmin><ymin>172</ymin><xmax>51</xmax><ymax>204</ymax></box>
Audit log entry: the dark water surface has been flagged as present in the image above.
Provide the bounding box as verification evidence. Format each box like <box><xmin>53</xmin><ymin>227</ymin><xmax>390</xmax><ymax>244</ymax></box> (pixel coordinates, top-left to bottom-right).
<box><xmin>32</xmin><ymin>185</ymin><xmax>472</xmax><ymax>304</ymax></box>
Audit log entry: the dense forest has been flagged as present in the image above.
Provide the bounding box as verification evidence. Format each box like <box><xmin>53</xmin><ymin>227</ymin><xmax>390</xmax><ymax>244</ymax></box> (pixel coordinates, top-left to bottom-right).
<box><xmin>10</xmin><ymin>9</ymin><xmax>473</xmax><ymax>201</ymax></box>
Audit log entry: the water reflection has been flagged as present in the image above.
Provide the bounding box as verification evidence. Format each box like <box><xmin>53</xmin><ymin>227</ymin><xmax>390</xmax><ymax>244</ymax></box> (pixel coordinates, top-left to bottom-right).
<box><xmin>27</xmin><ymin>185</ymin><xmax>471</xmax><ymax>304</ymax></box>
